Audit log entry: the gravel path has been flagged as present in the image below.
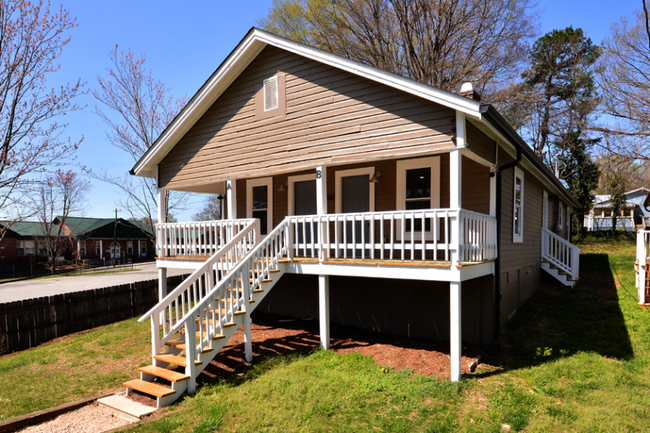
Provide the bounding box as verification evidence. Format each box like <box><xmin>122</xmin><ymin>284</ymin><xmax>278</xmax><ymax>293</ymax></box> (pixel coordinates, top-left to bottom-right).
<box><xmin>17</xmin><ymin>403</ymin><xmax>132</xmax><ymax>433</ymax></box>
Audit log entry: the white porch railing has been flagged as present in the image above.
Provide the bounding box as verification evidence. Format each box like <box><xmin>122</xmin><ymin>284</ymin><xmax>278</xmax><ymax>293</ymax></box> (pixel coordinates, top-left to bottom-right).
<box><xmin>636</xmin><ymin>229</ymin><xmax>650</xmax><ymax>304</ymax></box>
<box><xmin>155</xmin><ymin>219</ymin><xmax>256</xmax><ymax>258</ymax></box>
<box><xmin>541</xmin><ymin>227</ymin><xmax>580</xmax><ymax>280</ymax></box>
<box><xmin>286</xmin><ymin>208</ymin><xmax>497</xmax><ymax>263</ymax></box>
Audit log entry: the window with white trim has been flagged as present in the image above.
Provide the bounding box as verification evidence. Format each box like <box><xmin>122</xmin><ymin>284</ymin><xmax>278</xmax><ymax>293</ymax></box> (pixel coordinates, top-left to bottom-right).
<box><xmin>247</xmin><ymin>177</ymin><xmax>273</xmax><ymax>236</ymax></box>
<box><xmin>17</xmin><ymin>240</ymin><xmax>35</xmax><ymax>256</ymax></box>
<box><xmin>140</xmin><ymin>241</ymin><xmax>147</xmax><ymax>255</ymax></box>
<box><xmin>558</xmin><ymin>202</ymin><xmax>564</xmax><ymax>230</ymax></box>
<box><xmin>396</xmin><ymin>157</ymin><xmax>441</xmax><ymax>236</ymax></box>
<box><xmin>513</xmin><ymin>167</ymin><xmax>524</xmax><ymax>243</ymax></box>
<box><xmin>79</xmin><ymin>241</ymin><xmax>86</xmax><ymax>256</ymax></box>
<box><xmin>95</xmin><ymin>242</ymin><xmax>101</xmax><ymax>255</ymax></box>
<box><xmin>127</xmin><ymin>241</ymin><xmax>133</xmax><ymax>255</ymax></box>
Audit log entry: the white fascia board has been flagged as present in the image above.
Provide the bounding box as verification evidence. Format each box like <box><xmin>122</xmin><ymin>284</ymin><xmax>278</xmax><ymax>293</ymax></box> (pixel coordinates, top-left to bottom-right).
<box><xmin>133</xmin><ymin>36</ymin><xmax>266</xmax><ymax>177</ymax></box>
<box><xmin>133</xmin><ymin>29</ymin><xmax>484</xmax><ymax>178</ymax></box>
<box><xmin>254</xmin><ymin>30</ymin><xmax>482</xmax><ymax>118</ymax></box>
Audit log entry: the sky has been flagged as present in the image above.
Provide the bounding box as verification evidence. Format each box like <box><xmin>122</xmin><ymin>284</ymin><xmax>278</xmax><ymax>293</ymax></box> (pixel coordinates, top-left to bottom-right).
<box><xmin>41</xmin><ymin>0</ymin><xmax>642</xmax><ymax>222</ymax></box>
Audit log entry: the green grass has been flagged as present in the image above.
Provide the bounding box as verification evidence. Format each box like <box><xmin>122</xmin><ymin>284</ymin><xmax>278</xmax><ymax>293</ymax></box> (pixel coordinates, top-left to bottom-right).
<box><xmin>3</xmin><ymin>246</ymin><xmax>650</xmax><ymax>432</ymax></box>
<box><xmin>0</xmin><ymin>318</ymin><xmax>151</xmax><ymax>420</ymax></box>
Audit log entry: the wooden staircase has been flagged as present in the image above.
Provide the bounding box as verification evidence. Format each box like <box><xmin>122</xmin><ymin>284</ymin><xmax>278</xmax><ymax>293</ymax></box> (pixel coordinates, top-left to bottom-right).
<box><xmin>123</xmin><ymin>220</ymin><xmax>290</xmax><ymax>407</ymax></box>
<box><xmin>541</xmin><ymin>261</ymin><xmax>578</xmax><ymax>287</ymax></box>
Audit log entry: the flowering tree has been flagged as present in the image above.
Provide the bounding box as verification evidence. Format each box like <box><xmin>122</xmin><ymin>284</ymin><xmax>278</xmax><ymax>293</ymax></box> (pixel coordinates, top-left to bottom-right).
<box><xmin>0</xmin><ymin>0</ymin><xmax>83</xmax><ymax>239</ymax></box>
<box><xmin>92</xmin><ymin>46</ymin><xmax>188</xmax><ymax>239</ymax></box>
<box><xmin>32</xmin><ymin>170</ymin><xmax>90</xmax><ymax>273</ymax></box>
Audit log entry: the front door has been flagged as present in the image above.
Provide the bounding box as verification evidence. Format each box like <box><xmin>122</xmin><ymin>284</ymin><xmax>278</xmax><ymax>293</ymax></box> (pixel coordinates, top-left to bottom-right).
<box><xmin>337</xmin><ymin>168</ymin><xmax>374</xmax><ymax>257</ymax></box>
<box><xmin>292</xmin><ymin>177</ymin><xmax>317</xmax><ymax>256</ymax></box>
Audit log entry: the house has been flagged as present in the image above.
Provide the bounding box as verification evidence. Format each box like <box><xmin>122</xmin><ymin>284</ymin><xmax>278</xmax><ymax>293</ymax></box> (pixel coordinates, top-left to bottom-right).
<box><xmin>585</xmin><ymin>188</ymin><xmax>650</xmax><ymax>231</ymax></box>
<box><xmin>124</xmin><ymin>28</ymin><xmax>580</xmax><ymax>406</ymax></box>
<box><xmin>55</xmin><ymin>217</ymin><xmax>154</xmax><ymax>263</ymax></box>
<box><xmin>0</xmin><ymin>221</ymin><xmax>49</xmax><ymax>264</ymax></box>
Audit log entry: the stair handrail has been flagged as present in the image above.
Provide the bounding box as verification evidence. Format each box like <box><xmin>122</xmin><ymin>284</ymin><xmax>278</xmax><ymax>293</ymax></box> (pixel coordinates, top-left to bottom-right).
<box><xmin>541</xmin><ymin>227</ymin><xmax>580</xmax><ymax>280</ymax></box>
<box><xmin>182</xmin><ymin>219</ymin><xmax>289</xmax><ymax>357</ymax></box>
<box><xmin>139</xmin><ymin>219</ymin><xmax>259</xmax><ymax>323</ymax></box>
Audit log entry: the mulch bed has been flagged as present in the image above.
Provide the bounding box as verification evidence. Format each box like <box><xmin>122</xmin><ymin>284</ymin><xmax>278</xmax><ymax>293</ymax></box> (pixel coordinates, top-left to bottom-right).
<box><xmin>127</xmin><ymin>313</ymin><xmax>499</xmax><ymax>408</ymax></box>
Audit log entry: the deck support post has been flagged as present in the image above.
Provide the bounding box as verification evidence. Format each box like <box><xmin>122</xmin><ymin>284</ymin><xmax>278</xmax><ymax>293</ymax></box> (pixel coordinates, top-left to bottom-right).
<box><xmin>450</xmin><ymin>281</ymin><xmax>462</xmax><ymax>382</ymax></box>
<box><xmin>319</xmin><ymin>274</ymin><xmax>330</xmax><ymax>349</ymax></box>
<box><xmin>227</xmin><ymin>179</ymin><xmax>237</xmax><ymax>220</ymax></box>
<box><xmin>157</xmin><ymin>185</ymin><xmax>168</xmax><ymax>301</ymax></box>
<box><xmin>243</xmin><ymin>264</ymin><xmax>253</xmax><ymax>363</ymax></box>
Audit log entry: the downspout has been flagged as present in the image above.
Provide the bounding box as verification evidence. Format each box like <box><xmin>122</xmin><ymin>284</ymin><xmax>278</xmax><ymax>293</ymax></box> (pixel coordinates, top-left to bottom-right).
<box><xmin>493</xmin><ymin>145</ymin><xmax>521</xmax><ymax>339</ymax></box>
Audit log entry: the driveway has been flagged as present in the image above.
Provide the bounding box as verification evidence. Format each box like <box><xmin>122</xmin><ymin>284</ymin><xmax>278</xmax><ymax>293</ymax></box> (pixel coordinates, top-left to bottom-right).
<box><xmin>0</xmin><ymin>262</ymin><xmax>189</xmax><ymax>304</ymax></box>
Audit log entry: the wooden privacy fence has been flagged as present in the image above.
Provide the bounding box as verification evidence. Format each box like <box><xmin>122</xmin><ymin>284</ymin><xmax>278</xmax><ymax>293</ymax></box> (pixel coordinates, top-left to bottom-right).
<box><xmin>0</xmin><ymin>274</ymin><xmax>188</xmax><ymax>354</ymax></box>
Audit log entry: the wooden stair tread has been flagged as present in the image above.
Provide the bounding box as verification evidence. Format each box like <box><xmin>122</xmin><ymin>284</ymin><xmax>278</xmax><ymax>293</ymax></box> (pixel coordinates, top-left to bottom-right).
<box><xmin>138</xmin><ymin>365</ymin><xmax>190</xmax><ymax>382</ymax></box>
<box><xmin>154</xmin><ymin>354</ymin><xmax>201</xmax><ymax>367</ymax></box>
<box><xmin>124</xmin><ymin>379</ymin><xmax>175</xmax><ymax>398</ymax></box>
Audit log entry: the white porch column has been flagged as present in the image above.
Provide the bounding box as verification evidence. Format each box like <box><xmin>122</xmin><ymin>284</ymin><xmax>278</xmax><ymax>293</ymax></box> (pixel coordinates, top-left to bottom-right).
<box><xmin>316</xmin><ymin>164</ymin><xmax>330</xmax><ymax>349</ymax></box>
<box><xmin>138</xmin><ymin>240</ymin><xmax>141</xmax><ymax>257</ymax></box>
<box><xmin>99</xmin><ymin>240</ymin><xmax>103</xmax><ymax>260</ymax></box>
<box><xmin>489</xmin><ymin>172</ymin><xmax>497</xmax><ymax>217</ymax></box>
<box><xmin>450</xmin><ymin>281</ymin><xmax>462</xmax><ymax>382</ymax></box>
<box><xmin>157</xmin><ymin>187</ymin><xmax>167</xmax><ymax>300</ymax></box>
<box><xmin>319</xmin><ymin>275</ymin><xmax>330</xmax><ymax>349</ymax></box>
<box><xmin>451</xmin><ymin>112</ymin><xmax>465</xmax><ymax>209</ymax></box>
<box><xmin>227</xmin><ymin>179</ymin><xmax>237</xmax><ymax>220</ymax></box>
<box><xmin>77</xmin><ymin>240</ymin><xmax>81</xmax><ymax>259</ymax></box>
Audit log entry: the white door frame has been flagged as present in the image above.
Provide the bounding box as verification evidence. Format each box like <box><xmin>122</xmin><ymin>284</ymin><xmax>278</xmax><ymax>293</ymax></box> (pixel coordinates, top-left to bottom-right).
<box><xmin>246</xmin><ymin>177</ymin><xmax>274</xmax><ymax>234</ymax></box>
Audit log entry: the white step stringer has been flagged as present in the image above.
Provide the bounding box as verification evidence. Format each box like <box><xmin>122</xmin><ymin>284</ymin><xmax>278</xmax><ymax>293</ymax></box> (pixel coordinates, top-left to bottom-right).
<box><xmin>125</xmin><ymin>219</ymin><xmax>290</xmax><ymax>407</ymax></box>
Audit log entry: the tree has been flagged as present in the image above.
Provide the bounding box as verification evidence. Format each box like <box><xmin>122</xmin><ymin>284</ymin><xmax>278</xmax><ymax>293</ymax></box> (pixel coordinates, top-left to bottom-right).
<box><xmin>597</xmin><ymin>7</ymin><xmax>650</xmax><ymax>160</ymax></box>
<box><xmin>511</xmin><ymin>27</ymin><xmax>601</xmax><ymax>166</ymax></box>
<box><xmin>607</xmin><ymin>172</ymin><xmax>627</xmax><ymax>232</ymax></box>
<box><xmin>595</xmin><ymin>154</ymin><xmax>649</xmax><ymax>194</ymax></box>
<box><xmin>0</xmin><ymin>1</ymin><xmax>82</xmax><ymax>238</ymax></box>
<box><xmin>259</xmin><ymin>0</ymin><xmax>539</xmax><ymax>102</ymax></box>
<box><xmin>555</xmin><ymin>132</ymin><xmax>600</xmax><ymax>232</ymax></box>
<box><xmin>92</xmin><ymin>46</ymin><xmax>188</xmax><ymax>240</ymax></box>
<box><xmin>32</xmin><ymin>170</ymin><xmax>90</xmax><ymax>273</ymax></box>
<box><xmin>192</xmin><ymin>195</ymin><xmax>222</xmax><ymax>221</ymax></box>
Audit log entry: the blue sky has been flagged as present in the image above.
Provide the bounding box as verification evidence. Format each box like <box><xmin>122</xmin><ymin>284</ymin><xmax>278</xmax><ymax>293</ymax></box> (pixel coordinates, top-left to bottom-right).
<box><xmin>47</xmin><ymin>0</ymin><xmax>641</xmax><ymax>221</ymax></box>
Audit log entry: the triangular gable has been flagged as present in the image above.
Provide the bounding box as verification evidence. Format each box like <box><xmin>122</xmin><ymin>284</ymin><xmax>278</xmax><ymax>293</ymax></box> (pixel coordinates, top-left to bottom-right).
<box><xmin>132</xmin><ymin>28</ymin><xmax>482</xmax><ymax>179</ymax></box>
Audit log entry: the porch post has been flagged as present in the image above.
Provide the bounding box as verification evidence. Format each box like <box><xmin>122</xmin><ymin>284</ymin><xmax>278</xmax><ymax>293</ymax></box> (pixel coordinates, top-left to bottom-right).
<box><xmin>77</xmin><ymin>240</ymin><xmax>81</xmax><ymax>259</ymax></box>
<box><xmin>450</xmin><ymin>281</ymin><xmax>462</xmax><ymax>382</ymax></box>
<box><xmin>227</xmin><ymin>179</ymin><xmax>237</xmax><ymax>220</ymax></box>
<box><xmin>99</xmin><ymin>240</ymin><xmax>103</xmax><ymax>260</ymax></box>
<box><xmin>138</xmin><ymin>240</ymin><xmax>141</xmax><ymax>258</ymax></box>
<box><xmin>316</xmin><ymin>164</ymin><xmax>330</xmax><ymax>349</ymax></box>
<box><xmin>157</xmin><ymin>186</ymin><xmax>167</xmax><ymax>300</ymax></box>
<box><xmin>319</xmin><ymin>275</ymin><xmax>330</xmax><ymax>349</ymax></box>
<box><xmin>451</xmin><ymin>111</ymin><xmax>465</xmax><ymax>209</ymax></box>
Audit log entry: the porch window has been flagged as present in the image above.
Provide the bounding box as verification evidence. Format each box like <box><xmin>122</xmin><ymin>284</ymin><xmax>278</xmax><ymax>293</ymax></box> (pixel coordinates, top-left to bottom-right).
<box><xmin>140</xmin><ymin>241</ymin><xmax>147</xmax><ymax>256</ymax></box>
<box><xmin>396</xmin><ymin>157</ymin><xmax>441</xmax><ymax>233</ymax></box>
<box><xmin>513</xmin><ymin>167</ymin><xmax>524</xmax><ymax>243</ymax></box>
<box><xmin>80</xmin><ymin>241</ymin><xmax>86</xmax><ymax>255</ymax></box>
<box><xmin>127</xmin><ymin>241</ymin><xmax>133</xmax><ymax>255</ymax></box>
<box><xmin>96</xmin><ymin>242</ymin><xmax>101</xmax><ymax>255</ymax></box>
<box><xmin>247</xmin><ymin>177</ymin><xmax>273</xmax><ymax>235</ymax></box>
<box><xmin>17</xmin><ymin>240</ymin><xmax>35</xmax><ymax>256</ymax></box>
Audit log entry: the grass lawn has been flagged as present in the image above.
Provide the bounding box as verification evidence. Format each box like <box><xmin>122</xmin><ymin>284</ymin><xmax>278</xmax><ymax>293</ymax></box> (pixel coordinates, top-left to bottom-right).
<box><xmin>2</xmin><ymin>245</ymin><xmax>650</xmax><ymax>432</ymax></box>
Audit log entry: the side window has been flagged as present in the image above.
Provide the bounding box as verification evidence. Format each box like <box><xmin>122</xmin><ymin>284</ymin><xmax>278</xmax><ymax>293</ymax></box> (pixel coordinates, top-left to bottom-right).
<box><xmin>96</xmin><ymin>242</ymin><xmax>101</xmax><ymax>255</ymax></box>
<box><xmin>127</xmin><ymin>241</ymin><xmax>133</xmax><ymax>255</ymax></box>
<box><xmin>17</xmin><ymin>240</ymin><xmax>35</xmax><ymax>256</ymax></box>
<box><xmin>80</xmin><ymin>240</ymin><xmax>86</xmax><ymax>255</ymax></box>
<box><xmin>141</xmin><ymin>241</ymin><xmax>147</xmax><ymax>255</ymax></box>
<box><xmin>247</xmin><ymin>177</ymin><xmax>273</xmax><ymax>236</ymax></box>
<box><xmin>513</xmin><ymin>167</ymin><xmax>524</xmax><ymax>243</ymax></box>
<box><xmin>558</xmin><ymin>202</ymin><xmax>564</xmax><ymax>231</ymax></box>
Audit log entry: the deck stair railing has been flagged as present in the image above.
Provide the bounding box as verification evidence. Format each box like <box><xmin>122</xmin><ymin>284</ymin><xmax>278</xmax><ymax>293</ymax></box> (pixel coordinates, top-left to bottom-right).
<box><xmin>286</xmin><ymin>208</ymin><xmax>497</xmax><ymax>263</ymax></box>
<box><xmin>135</xmin><ymin>219</ymin><xmax>289</xmax><ymax>404</ymax></box>
<box><xmin>541</xmin><ymin>227</ymin><xmax>580</xmax><ymax>281</ymax></box>
<box><xmin>141</xmin><ymin>219</ymin><xmax>260</xmax><ymax>357</ymax></box>
<box><xmin>155</xmin><ymin>219</ymin><xmax>256</xmax><ymax>258</ymax></box>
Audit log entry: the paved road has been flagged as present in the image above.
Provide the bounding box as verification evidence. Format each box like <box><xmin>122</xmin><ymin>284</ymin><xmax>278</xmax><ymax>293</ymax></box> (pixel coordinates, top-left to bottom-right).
<box><xmin>0</xmin><ymin>262</ymin><xmax>189</xmax><ymax>303</ymax></box>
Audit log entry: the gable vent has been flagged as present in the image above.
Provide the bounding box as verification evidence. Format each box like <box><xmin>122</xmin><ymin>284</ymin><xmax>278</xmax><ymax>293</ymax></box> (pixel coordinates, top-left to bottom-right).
<box><xmin>263</xmin><ymin>76</ymin><xmax>279</xmax><ymax>112</ymax></box>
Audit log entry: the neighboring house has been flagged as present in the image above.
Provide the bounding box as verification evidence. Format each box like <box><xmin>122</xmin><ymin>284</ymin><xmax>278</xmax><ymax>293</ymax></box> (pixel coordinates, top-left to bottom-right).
<box><xmin>123</xmin><ymin>29</ymin><xmax>580</xmax><ymax>405</ymax></box>
<box><xmin>55</xmin><ymin>217</ymin><xmax>154</xmax><ymax>263</ymax></box>
<box><xmin>585</xmin><ymin>188</ymin><xmax>650</xmax><ymax>231</ymax></box>
<box><xmin>0</xmin><ymin>221</ymin><xmax>49</xmax><ymax>264</ymax></box>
